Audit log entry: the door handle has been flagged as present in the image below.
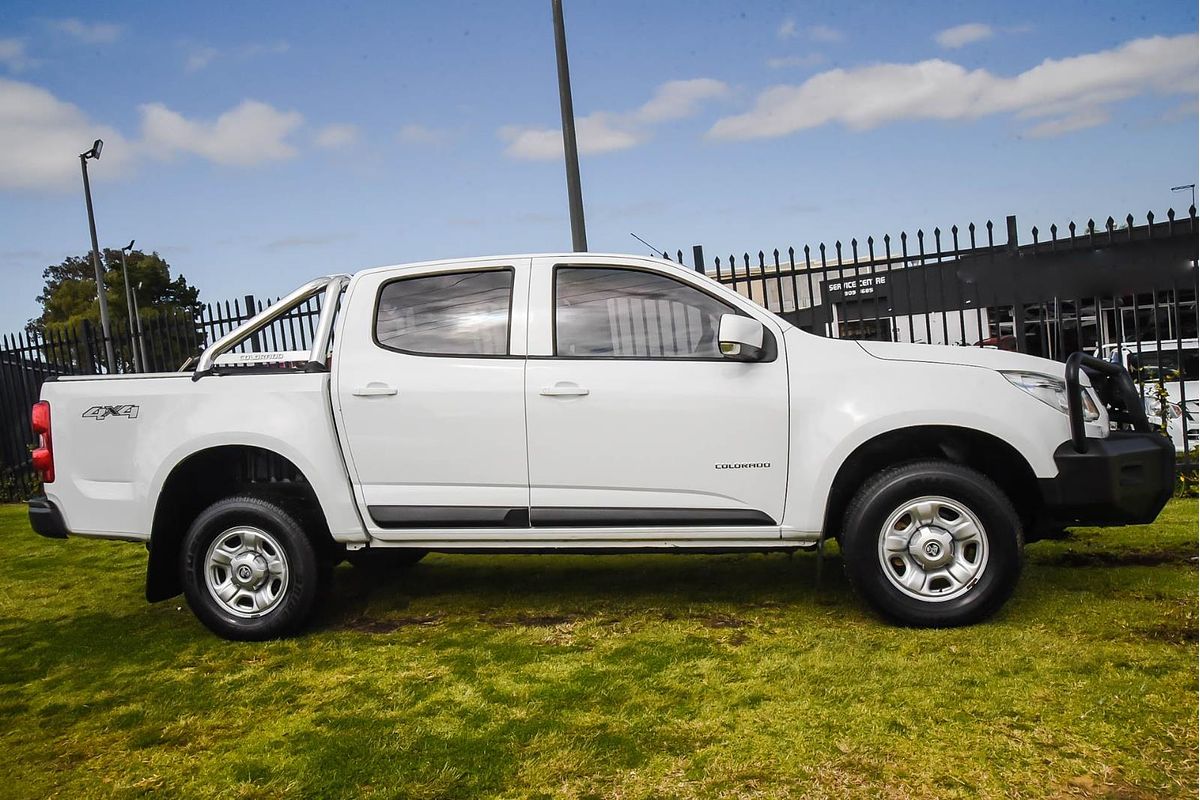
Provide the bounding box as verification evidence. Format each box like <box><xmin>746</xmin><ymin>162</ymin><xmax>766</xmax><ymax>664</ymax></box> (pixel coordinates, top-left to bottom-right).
<box><xmin>540</xmin><ymin>382</ymin><xmax>589</xmax><ymax>397</ymax></box>
<box><xmin>353</xmin><ymin>382</ymin><xmax>398</xmax><ymax>397</ymax></box>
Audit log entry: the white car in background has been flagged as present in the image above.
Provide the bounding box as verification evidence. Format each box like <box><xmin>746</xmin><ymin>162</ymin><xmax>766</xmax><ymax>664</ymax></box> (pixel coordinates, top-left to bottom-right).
<box><xmin>1100</xmin><ymin>339</ymin><xmax>1198</xmax><ymax>452</ymax></box>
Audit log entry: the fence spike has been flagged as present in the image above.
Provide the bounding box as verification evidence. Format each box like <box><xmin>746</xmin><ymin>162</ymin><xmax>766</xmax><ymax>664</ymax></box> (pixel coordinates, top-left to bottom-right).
<box><xmin>1031</xmin><ymin>226</ymin><xmax>1039</xmax><ymax>244</ymax></box>
<box><xmin>803</xmin><ymin>244</ymin><xmax>810</xmax><ymax>256</ymax></box>
<box><xmin>773</xmin><ymin>248</ymin><xmax>780</xmax><ymax>259</ymax></box>
<box><xmin>758</xmin><ymin>250</ymin><xmax>765</xmax><ymax>266</ymax></box>
<box><xmin>788</xmin><ymin>246</ymin><xmax>795</xmax><ymax>258</ymax></box>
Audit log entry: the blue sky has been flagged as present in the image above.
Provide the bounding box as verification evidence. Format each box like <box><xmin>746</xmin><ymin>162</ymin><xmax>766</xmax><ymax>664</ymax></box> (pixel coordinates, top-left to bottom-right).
<box><xmin>0</xmin><ymin>0</ymin><xmax>1196</xmax><ymax>330</ymax></box>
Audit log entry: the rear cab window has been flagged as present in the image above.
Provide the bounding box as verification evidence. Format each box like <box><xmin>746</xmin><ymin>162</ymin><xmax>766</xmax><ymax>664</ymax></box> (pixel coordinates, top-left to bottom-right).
<box><xmin>374</xmin><ymin>268</ymin><xmax>514</xmax><ymax>356</ymax></box>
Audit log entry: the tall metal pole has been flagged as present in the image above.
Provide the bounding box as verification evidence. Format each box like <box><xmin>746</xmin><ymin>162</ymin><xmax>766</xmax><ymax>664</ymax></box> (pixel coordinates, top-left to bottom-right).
<box><xmin>119</xmin><ymin>242</ymin><xmax>141</xmax><ymax>372</ymax></box>
<box><xmin>133</xmin><ymin>282</ymin><xmax>149</xmax><ymax>371</ymax></box>
<box><xmin>552</xmin><ymin>0</ymin><xmax>587</xmax><ymax>252</ymax></box>
<box><xmin>80</xmin><ymin>152</ymin><xmax>117</xmax><ymax>372</ymax></box>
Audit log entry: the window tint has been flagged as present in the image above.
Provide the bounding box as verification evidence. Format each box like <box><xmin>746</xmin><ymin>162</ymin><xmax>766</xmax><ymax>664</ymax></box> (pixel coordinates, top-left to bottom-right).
<box><xmin>376</xmin><ymin>269</ymin><xmax>512</xmax><ymax>355</ymax></box>
<box><xmin>555</xmin><ymin>267</ymin><xmax>734</xmax><ymax>358</ymax></box>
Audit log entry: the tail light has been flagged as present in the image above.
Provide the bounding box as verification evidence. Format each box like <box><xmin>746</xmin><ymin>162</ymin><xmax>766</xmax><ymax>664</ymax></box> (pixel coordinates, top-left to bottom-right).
<box><xmin>31</xmin><ymin>401</ymin><xmax>53</xmax><ymax>484</ymax></box>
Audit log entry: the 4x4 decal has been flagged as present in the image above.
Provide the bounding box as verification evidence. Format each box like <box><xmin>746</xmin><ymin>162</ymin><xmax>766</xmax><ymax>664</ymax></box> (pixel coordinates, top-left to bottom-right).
<box><xmin>82</xmin><ymin>405</ymin><xmax>140</xmax><ymax>420</ymax></box>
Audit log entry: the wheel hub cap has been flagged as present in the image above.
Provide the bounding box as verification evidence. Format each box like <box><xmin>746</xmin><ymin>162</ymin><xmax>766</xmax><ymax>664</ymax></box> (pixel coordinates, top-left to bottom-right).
<box><xmin>229</xmin><ymin>553</ymin><xmax>269</xmax><ymax>589</ymax></box>
<box><xmin>908</xmin><ymin>527</ymin><xmax>954</xmax><ymax>569</ymax></box>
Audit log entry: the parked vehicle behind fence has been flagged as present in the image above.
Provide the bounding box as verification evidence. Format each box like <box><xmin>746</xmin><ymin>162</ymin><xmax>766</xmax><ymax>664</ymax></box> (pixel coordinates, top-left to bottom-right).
<box><xmin>27</xmin><ymin>254</ymin><xmax>1175</xmax><ymax>639</ymax></box>
<box><xmin>1097</xmin><ymin>339</ymin><xmax>1197</xmax><ymax>453</ymax></box>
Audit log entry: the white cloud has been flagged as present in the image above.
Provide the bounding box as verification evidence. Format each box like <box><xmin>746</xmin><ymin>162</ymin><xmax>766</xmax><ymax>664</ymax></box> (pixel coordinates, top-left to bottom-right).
<box><xmin>184</xmin><ymin>46</ymin><xmax>219</xmax><ymax>73</ymax></box>
<box><xmin>140</xmin><ymin>100</ymin><xmax>304</xmax><ymax>165</ymax></box>
<box><xmin>500</xmin><ymin>78</ymin><xmax>729</xmax><ymax>160</ymax></box>
<box><xmin>314</xmin><ymin>123</ymin><xmax>359</xmax><ymax>149</ymax></box>
<box><xmin>0</xmin><ymin>38</ymin><xmax>33</xmax><ymax>71</ymax></box>
<box><xmin>242</xmin><ymin>41</ymin><xmax>289</xmax><ymax>58</ymax></box>
<box><xmin>632</xmin><ymin>78</ymin><xmax>729</xmax><ymax>123</ymax></box>
<box><xmin>808</xmin><ymin>25</ymin><xmax>843</xmax><ymax>43</ymax></box>
<box><xmin>397</xmin><ymin>123</ymin><xmax>447</xmax><ymax>145</ymax></box>
<box><xmin>1024</xmin><ymin>108</ymin><xmax>1109</xmax><ymax>138</ymax></box>
<box><xmin>778</xmin><ymin>18</ymin><xmax>797</xmax><ymax>39</ymax></box>
<box><xmin>0</xmin><ymin>77</ymin><xmax>131</xmax><ymax>189</ymax></box>
<box><xmin>183</xmin><ymin>40</ymin><xmax>289</xmax><ymax>73</ymax></box>
<box><xmin>501</xmin><ymin>116</ymin><xmax>640</xmax><ymax>160</ymax></box>
<box><xmin>50</xmin><ymin>18</ymin><xmax>123</xmax><ymax>44</ymax></box>
<box><xmin>936</xmin><ymin>23</ymin><xmax>994</xmax><ymax>49</ymax></box>
<box><xmin>709</xmin><ymin>34</ymin><xmax>1198</xmax><ymax>141</ymax></box>
<box><xmin>766</xmin><ymin>53</ymin><xmax>826</xmax><ymax>70</ymax></box>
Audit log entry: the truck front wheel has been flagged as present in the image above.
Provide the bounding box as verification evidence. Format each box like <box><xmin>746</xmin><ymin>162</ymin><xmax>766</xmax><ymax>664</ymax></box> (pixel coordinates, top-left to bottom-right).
<box><xmin>181</xmin><ymin>495</ymin><xmax>322</xmax><ymax>640</ymax></box>
<box><xmin>841</xmin><ymin>461</ymin><xmax>1023</xmax><ymax>627</ymax></box>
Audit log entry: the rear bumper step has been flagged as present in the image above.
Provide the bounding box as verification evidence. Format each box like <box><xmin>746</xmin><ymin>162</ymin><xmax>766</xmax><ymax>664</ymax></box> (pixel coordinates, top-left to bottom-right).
<box><xmin>28</xmin><ymin>497</ymin><xmax>69</xmax><ymax>539</ymax></box>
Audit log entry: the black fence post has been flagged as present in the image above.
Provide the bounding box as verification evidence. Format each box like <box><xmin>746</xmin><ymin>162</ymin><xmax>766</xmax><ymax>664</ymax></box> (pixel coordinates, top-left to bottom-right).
<box><xmin>79</xmin><ymin>320</ymin><xmax>97</xmax><ymax>375</ymax></box>
<box><xmin>244</xmin><ymin>294</ymin><xmax>262</xmax><ymax>353</ymax></box>
<box><xmin>692</xmin><ymin>245</ymin><xmax>705</xmax><ymax>274</ymax></box>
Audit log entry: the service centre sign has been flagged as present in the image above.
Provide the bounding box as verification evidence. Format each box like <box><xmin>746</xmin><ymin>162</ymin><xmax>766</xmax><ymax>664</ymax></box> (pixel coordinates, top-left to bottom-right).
<box><xmin>822</xmin><ymin>274</ymin><xmax>890</xmax><ymax>303</ymax></box>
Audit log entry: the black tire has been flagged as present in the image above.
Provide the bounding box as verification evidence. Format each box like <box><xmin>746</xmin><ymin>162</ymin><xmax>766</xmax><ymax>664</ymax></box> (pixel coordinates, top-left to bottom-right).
<box><xmin>345</xmin><ymin>548</ymin><xmax>427</xmax><ymax>571</ymax></box>
<box><xmin>181</xmin><ymin>495</ymin><xmax>322</xmax><ymax>641</ymax></box>
<box><xmin>840</xmin><ymin>460</ymin><xmax>1023</xmax><ymax>627</ymax></box>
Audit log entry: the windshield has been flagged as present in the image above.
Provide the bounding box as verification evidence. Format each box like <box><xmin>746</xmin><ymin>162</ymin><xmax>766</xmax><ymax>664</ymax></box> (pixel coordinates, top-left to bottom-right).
<box><xmin>1127</xmin><ymin>348</ymin><xmax>1199</xmax><ymax>382</ymax></box>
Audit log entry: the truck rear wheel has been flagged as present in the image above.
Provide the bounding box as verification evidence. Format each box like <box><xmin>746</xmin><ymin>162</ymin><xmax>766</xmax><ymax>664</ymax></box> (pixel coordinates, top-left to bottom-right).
<box><xmin>181</xmin><ymin>495</ymin><xmax>321</xmax><ymax>640</ymax></box>
<box><xmin>840</xmin><ymin>461</ymin><xmax>1023</xmax><ymax>627</ymax></box>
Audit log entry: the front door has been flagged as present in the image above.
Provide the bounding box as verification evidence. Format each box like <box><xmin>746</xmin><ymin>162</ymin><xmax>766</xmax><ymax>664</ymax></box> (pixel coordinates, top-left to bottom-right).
<box><xmin>524</xmin><ymin>258</ymin><xmax>789</xmax><ymax>535</ymax></box>
<box><xmin>333</xmin><ymin>259</ymin><xmax>530</xmax><ymax>535</ymax></box>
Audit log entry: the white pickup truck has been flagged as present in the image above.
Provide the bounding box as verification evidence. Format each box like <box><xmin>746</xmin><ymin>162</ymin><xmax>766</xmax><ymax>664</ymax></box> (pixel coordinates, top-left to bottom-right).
<box><xmin>27</xmin><ymin>254</ymin><xmax>1174</xmax><ymax>640</ymax></box>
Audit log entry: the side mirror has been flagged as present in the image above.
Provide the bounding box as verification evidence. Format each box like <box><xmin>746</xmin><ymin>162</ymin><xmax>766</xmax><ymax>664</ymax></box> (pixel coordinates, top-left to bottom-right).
<box><xmin>718</xmin><ymin>314</ymin><xmax>766</xmax><ymax>361</ymax></box>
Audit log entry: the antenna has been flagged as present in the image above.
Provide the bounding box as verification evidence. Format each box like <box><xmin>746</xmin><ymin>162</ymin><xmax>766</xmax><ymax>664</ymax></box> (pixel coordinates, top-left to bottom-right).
<box><xmin>629</xmin><ymin>232</ymin><xmax>663</xmax><ymax>255</ymax></box>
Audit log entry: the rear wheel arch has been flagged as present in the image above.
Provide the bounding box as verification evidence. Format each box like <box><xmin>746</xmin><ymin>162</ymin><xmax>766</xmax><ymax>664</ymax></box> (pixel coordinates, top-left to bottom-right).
<box><xmin>146</xmin><ymin>445</ymin><xmax>337</xmax><ymax>602</ymax></box>
<box><xmin>820</xmin><ymin>425</ymin><xmax>1041</xmax><ymax>542</ymax></box>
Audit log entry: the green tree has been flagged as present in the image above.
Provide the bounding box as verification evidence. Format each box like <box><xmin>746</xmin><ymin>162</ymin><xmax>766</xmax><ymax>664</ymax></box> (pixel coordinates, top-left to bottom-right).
<box><xmin>28</xmin><ymin>249</ymin><xmax>202</xmax><ymax>371</ymax></box>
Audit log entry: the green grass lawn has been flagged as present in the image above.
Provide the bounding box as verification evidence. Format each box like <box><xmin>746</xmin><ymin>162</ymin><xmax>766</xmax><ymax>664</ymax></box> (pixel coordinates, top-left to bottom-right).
<box><xmin>0</xmin><ymin>502</ymin><xmax>1195</xmax><ymax>800</ymax></box>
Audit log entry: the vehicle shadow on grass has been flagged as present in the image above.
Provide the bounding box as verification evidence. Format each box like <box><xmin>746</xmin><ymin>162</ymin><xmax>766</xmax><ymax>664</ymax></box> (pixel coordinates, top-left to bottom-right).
<box><xmin>311</xmin><ymin>549</ymin><xmax>856</xmax><ymax>632</ymax></box>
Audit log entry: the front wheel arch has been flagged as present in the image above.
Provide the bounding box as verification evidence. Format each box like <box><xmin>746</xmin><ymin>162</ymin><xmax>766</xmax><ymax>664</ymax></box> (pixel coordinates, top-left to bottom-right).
<box><xmin>819</xmin><ymin>425</ymin><xmax>1041</xmax><ymax>543</ymax></box>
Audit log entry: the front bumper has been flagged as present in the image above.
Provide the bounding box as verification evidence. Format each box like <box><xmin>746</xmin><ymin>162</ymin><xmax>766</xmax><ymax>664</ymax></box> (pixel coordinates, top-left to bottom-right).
<box><xmin>28</xmin><ymin>496</ymin><xmax>69</xmax><ymax>539</ymax></box>
<box><xmin>1038</xmin><ymin>432</ymin><xmax>1175</xmax><ymax>527</ymax></box>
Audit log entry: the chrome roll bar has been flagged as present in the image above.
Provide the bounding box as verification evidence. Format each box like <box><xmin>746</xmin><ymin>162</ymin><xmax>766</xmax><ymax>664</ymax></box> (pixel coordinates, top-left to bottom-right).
<box><xmin>193</xmin><ymin>274</ymin><xmax>351</xmax><ymax>379</ymax></box>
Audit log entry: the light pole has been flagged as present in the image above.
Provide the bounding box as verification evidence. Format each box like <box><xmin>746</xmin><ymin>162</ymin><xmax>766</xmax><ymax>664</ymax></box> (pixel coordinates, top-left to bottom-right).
<box><xmin>79</xmin><ymin>139</ymin><xmax>117</xmax><ymax>372</ymax></box>
<box><xmin>119</xmin><ymin>239</ymin><xmax>141</xmax><ymax>372</ymax></box>
<box><xmin>133</xmin><ymin>281</ymin><xmax>149</xmax><ymax>371</ymax></box>
<box><xmin>1171</xmin><ymin>183</ymin><xmax>1196</xmax><ymax>212</ymax></box>
<box><xmin>551</xmin><ymin>0</ymin><xmax>587</xmax><ymax>252</ymax></box>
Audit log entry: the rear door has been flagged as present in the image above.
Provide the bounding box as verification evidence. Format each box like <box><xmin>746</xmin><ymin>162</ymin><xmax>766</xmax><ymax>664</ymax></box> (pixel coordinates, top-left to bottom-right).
<box><xmin>332</xmin><ymin>259</ymin><xmax>531</xmax><ymax>536</ymax></box>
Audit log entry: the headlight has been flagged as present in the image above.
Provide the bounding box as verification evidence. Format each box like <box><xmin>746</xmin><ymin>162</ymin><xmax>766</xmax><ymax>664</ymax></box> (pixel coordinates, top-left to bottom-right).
<box><xmin>1002</xmin><ymin>371</ymin><xmax>1100</xmax><ymax>422</ymax></box>
<box><xmin>1144</xmin><ymin>396</ymin><xmax>1183</xmax><ymax>420</ymax></box>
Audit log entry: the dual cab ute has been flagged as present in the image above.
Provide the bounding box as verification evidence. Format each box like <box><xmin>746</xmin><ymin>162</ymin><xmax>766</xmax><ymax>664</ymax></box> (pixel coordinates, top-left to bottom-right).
<box><xmin>28</xmin><ymin>254</ymin><xmax>1174</xmax><ymax>639</ymax></box>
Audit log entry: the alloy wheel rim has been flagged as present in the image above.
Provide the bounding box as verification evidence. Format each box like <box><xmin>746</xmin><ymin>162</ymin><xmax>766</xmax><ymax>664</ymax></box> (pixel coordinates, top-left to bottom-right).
<box><xmin>204</xmin><ymin>526</ymin><xmax>289</xmax><ymax>618</ymax></box>
<box><xmin>876</xmin><ymin>496</ymin><xmax>989</xmax><ymax>602</ymax></box>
